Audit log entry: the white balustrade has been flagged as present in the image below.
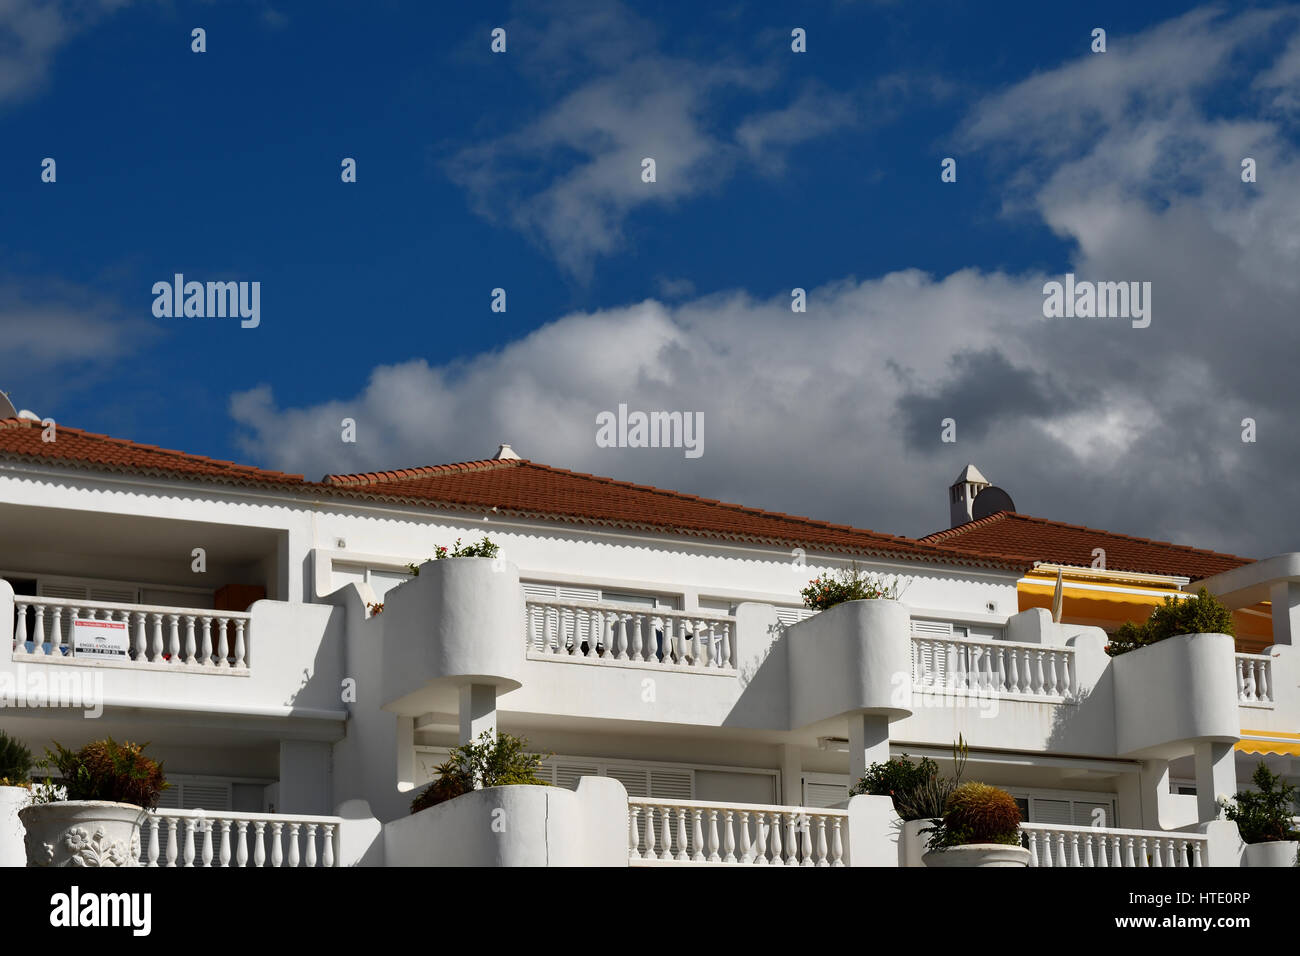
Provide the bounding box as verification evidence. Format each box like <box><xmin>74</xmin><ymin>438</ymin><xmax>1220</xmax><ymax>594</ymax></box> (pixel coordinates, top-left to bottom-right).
<box><xmin>912</xmin><ymin>632</ymin><xmax>1075</xmax><ymax>700</ymax></box>
<box><xmin>525</xmin><ymin>599</ymin><xmax>736</xmax><ymax>671</ymax></box>
<box><xmin>11</xmin><ymin>595</ymin><xmax>251</xmax><ymax>670</ymax></box>
<box><xmin>1235</xmin><ymin>653</ymin><xmax>1274</xmax><ymax>706</ymax></box>
<box><xmin>1021</xmin><ymin>823</ymin><xmax>1205</xmax><ymax>868</ymax></box>
<box><xmin>627</xmin><ymin>798</ymin><xmax>846</xmax><ymax>866</ymax></box>
<box><xmin>142</xmin><ymin>809</ymin><xmax>339</xmax><ymax>867</ymax></box>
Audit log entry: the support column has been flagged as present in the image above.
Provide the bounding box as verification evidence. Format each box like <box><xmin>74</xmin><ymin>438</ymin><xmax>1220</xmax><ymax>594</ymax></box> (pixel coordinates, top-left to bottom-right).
<box><xmin>1137</xmin><ymin>759</ymin><xmax>1172</xmax><ymax>831</ymax></box>
<box><xmin>846</xmin><ymin>713</ymin><xmax>890</xmax><ymax>787</ymax></box>
<box><xmin>277</xmin><ymin>740</ymin><xmax>333</xmax><ymax>816</ymax></box>
<box><xmin>780</xmin><ymin>744</ymin><xmax>802</xmax><ymax>806</ymax></box>
<box><xmin>395</xmin><ymin>716</ymin><xmax>415</xmax><ymax>793</ymax></box>
<box><xmin>1194</xmin><ymin>741</ymin><xmax>1237</xmax><ymax>823</ymax></box>
<box><xmin>459</xmin><ymin>683</ymin><xmax>498</xmax><ymax>745</ymax></box>
<box><xmin>1269</xmin><ymin>581</ymin><xmax>1300</xmax><ymax>646</ymax></box>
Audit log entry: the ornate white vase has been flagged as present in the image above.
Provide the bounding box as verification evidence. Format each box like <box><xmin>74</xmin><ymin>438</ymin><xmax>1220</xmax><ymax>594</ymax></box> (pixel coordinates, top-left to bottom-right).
<box><xmin>18</xmin><ymin>801</ymin><xmax>146</xmax><ymax>867</ymax></box>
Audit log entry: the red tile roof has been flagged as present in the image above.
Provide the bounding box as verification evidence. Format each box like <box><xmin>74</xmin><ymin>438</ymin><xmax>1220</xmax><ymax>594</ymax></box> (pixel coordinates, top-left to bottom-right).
<box><xmin>322</xmin><ymin>459</ymin><xmax>1022</xmax><ymax>569</ymax></box>
<box><xmin>920</xmin><ymin>511</ymin><xmax>1251</xmax><ymax>580</ymax></box>
<box><xmin>0</xmin><ymin>418</ymin><xmax>308</xmax><ymax>488</ymax></box>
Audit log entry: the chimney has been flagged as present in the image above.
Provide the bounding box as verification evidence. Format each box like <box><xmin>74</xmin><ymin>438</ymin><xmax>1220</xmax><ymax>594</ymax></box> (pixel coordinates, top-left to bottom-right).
<box><xmin>949</xmin><ymin>464</ymin><xmax>990</xmax><ymax>527</ymax></box>
<box><xmin>494</xmin><ymin>443</ymin><xmax>521</xmax><ymax>460</ymax></box>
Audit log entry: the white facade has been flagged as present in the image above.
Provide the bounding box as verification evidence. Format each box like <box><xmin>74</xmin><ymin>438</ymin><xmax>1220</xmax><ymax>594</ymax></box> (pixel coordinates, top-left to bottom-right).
<box><xmin>1</xmin><ymin>447</ymin><xmax>1297</xmax><ymax>867</ymax></box>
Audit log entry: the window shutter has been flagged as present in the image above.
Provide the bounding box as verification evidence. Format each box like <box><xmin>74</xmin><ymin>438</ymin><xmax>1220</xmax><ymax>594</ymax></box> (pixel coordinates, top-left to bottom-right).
<box><xmin>776</xmin><ymin>608</ymin><xmax>813</xmax><ymax>627</ymax></box>
<box><xmin>1031</xmin><ymin>799</ymin><xmax>1073</xmax><ymax>825</ymax></box>
<box><xmin>647</xmin><ymin>769</ymin><xmax>692</xmax><ymax>800</ymax></box>
<box><xmin>605</xmin><ymin>766</ymin><xmax>650</xmax><ymax>798</ymax></box>
<box><xmin>554</xmin><ymin>762</ymin><xmax>599</xmax><ymax>790</ymax></box>
<box><xmin>803</xmin><ymin>781</ymin><xmax>849</xmax><ymax>808</ymax></box>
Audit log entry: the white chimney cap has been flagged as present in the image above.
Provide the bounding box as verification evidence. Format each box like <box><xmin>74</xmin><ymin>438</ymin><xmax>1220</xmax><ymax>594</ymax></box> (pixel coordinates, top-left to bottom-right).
<box><xmin>494</xmin><ymin>443</ymin><xmax>521</xmax><ymax>460</ymax></box>
<box><xmin>952</xmin><ymin>463</ymin><xmax>989</xmax><ymax>486</ymax></box>
<box><xmin>17</xmin><ymin>409</ymin><xmax>40</xmax><ymax>421</ymax></box>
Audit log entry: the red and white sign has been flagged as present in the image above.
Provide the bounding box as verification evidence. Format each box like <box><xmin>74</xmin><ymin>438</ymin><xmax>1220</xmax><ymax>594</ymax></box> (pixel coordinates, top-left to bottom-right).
<box><xmin>72</xmin><ymin>618</ymin><xmax>129</xmax><ymax>659</ymax></box>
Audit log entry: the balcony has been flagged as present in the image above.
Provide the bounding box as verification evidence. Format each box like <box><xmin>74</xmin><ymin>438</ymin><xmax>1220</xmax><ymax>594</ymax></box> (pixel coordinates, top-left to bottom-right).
<box><xmin>140</xmin><ymin>809</ymin><xmax>341</xmax><ymax>867</ymax></box>
<box><xmin>12</xmin><ymin>595</ymin><xmax>251</xmax><ymax>672</ymax></box>
<box><xmin>911</xmin><ymin>632</ymin><xmax>1076</xmax><ymax>702</ymax></box>
<box><xmin>627</xmin><ymin>797</ymin><xmax>847</xmax><ymax>866</ymax></box>
<box><xmin>1235</xmin><ymin>652</ymin><xmax>1274</xmax><ymax>706</ymax></box>
<box><xmin>523</xmin><ymin>598</ymin><xmax>737</xmax><ymax>671</ymax></box>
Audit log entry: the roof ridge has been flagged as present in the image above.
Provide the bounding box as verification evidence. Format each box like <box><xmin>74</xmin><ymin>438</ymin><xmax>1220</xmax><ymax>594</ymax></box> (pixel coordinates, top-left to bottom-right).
<box><xmin>514</xmin><ymin>460</ymin><xmax>935</xmax><ymax>546</ymax></box>
<box><xmin>324</xmin><ymin>457</ymin><xmax>526</xmax><ymax>486</ymax></box>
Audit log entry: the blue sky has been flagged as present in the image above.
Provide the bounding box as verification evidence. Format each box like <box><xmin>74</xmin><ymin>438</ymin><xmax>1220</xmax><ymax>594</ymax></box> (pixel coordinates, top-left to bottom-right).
<box><xmin>4</xmin><ymin>1</ymin><xmax>1300</xmax><ymax>554</ymax></box>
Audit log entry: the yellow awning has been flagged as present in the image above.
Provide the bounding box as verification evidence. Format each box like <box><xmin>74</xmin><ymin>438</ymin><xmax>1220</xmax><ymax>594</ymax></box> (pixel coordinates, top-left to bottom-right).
<box><xmin>1236</xmin><ymin>730</ymin><xmax>1300</xmax><ymax>757</ymax></box>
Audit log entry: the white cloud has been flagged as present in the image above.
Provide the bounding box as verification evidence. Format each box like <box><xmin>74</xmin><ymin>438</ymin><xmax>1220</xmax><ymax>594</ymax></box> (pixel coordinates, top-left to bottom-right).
<box><xmin>233</xmin><ymin>5</ymin><xmax>1300</xmax><ymax>558</ymax></box>
<box><xmin>0</xmin><ymin>0</ymin><xmax>130</xmax><ymax>106</ymax></box>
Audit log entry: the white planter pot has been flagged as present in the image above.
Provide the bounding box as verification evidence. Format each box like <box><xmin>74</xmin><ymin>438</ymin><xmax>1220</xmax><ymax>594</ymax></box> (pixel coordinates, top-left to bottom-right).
<box><xmin>923</xmin><ymin>843</ymin><xmax>1031</xmax><ymax>867</ymax></box>
<box><xmin>0</xmin><ymin>786</ymin><xmax>29</xmax><ymax>868</ymax></box>
<box><xmin>17</xmin><ymin>801</ymin><xmax>147</xmax><ymax>867</ymax></box>
<box><xmin>900</xmin><ymin>818</ymin><xmax>932</xmax><ymax>867</ymax></box>
<box><xmin>1243</xmin><ymin>840</ymin><xmax>1299</xmax><ymax>867</ymax></box>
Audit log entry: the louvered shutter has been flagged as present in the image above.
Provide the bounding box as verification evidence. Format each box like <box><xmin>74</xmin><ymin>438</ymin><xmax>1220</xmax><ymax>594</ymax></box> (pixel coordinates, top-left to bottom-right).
<box><xmin>554</xmin><ymin>762</ymin><xmax>599</xmax><ymax>790</ymax></box>
<box><xmin>605</xmin><ymin>766</ymin><xmax>650</xmax><ymax>798</ymax></box>
<box><xmin>1030</xmin><ymin>798</ymin><xmax>1073</xmax><ymax>825</ymax></box>
<box><xmin>1072</xmin><ymin>800</ymin><xmax>1115</xmax><ymax>828</ymax></box>
<box><xmin>647</xmin><ymin>769</ymin><xmax>692</xmax><ymax>800</ymax></box>
<box><xmin>776</xmin><ymin>608</ymin><xmax>814</xmax><ymax>627</ymax></box>
<box><xmin>803</xmin><ymin>781</ymin><xmax>849</xmax><ymax>809</ymax></box>
<box><xmin>38</xmin><ymin>580</ymin><xmax>139</xmax><ymax>604</ymax></box>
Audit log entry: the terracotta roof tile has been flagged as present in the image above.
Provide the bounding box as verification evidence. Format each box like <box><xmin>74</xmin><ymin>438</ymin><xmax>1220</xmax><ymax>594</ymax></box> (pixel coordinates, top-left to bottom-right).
<box><xmin>920</xmin><ymin>511</ymin><xmax>1251</xmax><ymax>579</ymax></box>
<box><xmin>321</xmin><ymin>459</ymin><xmax>1022</xmax><ymax>569</ymax></box>
<box><xmin>0</xmin><ymin>417</ymin><xmax>308</xmax><ymax>487</ymax></box>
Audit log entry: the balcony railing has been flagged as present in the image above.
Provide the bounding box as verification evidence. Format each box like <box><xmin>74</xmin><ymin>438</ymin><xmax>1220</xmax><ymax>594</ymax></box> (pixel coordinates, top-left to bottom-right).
<box><xmin>912</xmin><ymin>634</ymin><xmax>1075</xmax><ymax>701</ymax></box>
<box><xmin>628</xmin><ymin>797</ymin><xmax>847</xmax><ymax>866</ymax></box>
<box><xmin>141</xmin><ymin>809</ymin><xmax>340</xmax><ymax>867</ymax></box>
<box><xmin>1021</xmin><ymin>823</ymin><xmax>1206</xmax><ymax>867</ymax></box>
<box><xmin>12</xmin><ymin>595</ymin><xmax>251</xmax><ymax>670</ymax></box>
<box><xmin>524</xmin><ymin>599</ymin><xmax>736</xmax><ymax>671</ymax></box>
<box><xmin>1235</xmin><ymin>652</ymin><xmax>1274</xmax><ymax>706</ymax></box>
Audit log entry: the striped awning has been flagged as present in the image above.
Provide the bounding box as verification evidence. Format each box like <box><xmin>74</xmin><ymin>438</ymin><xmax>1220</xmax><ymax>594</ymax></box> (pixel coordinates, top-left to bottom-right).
<box><xmin>1236</xmin><ymin>730</ymin><xmax>1300</xmax><ymax>757</ymax></box>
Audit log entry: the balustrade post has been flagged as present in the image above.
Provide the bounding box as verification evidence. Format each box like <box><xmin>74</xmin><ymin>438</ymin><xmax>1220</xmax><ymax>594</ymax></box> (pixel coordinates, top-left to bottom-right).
<box><xmin>146</xmin><ymin>817</ymin><xmax>160</xmax><ymax>866</ymax></box>
<box><xmin>830</xmin><ymin>817</ymin><xmax>844</xmax><ymax>867</ymax></box>
<box><xmin>629</xmin><ymin>614</ymin><xmax>643</xmax><ymax>661</ymax></box>
<box><xmin>768</xmin><ymin>812</ymin><xmax>782</xmax><ymax>865</ymax></box>
<box><xmin>706</xmin><ymin>810</ymin><xmax>721</xmax><ymax>863</ymax></box>
<box><xmin>49</xmin><ymin>606</ymin><xmax>64</xmax><ymax>656</ymax></box>
<box><xmin>218</xmin><ymin>821</ymin><xmax>232</xmax><ymax>867</ymax></box>
<box><xmin>253</xmin><ymin>822</ymin><xmax>267</xmax><ymax>867</ymax></box>
<box><xmin>165</xmin><ymin>818</ymin><xmax>178</xmax><ymax>867</ymax></box>
<box><xmin>628</xmin><ymin>806</ymin><xmax>641</xmax><ymax>859</ymax></box>
<box><xmin>32</xmin><ymin>603</ymin><xmax>45</xmax><ymax>653</ymax></box>
<box><xmin>737</xmin><ymin>811</ymin><xmax>751</xmax><ymax>864</ymax></box>
<box><xmin>236</xmin><ymin>821</ymin><xmax>249</xmax><ymax>867</ymax></box>
<box><xmin>182</xmin><ymin>819</ymin><xmax>196</xmax><ymax>867</ymax></box>
<box><xmin>720</xmin><ymin>623</ymin><xmax>733</xmax><ymax>669</ymax></box>
<box><xmin>675</xmin><ymin>807</ymin><xmax>689</xmax><ymax>862</ymax></box>
<box><xmin>659</xmin><ymin>807</ymin><xmax>673</xmax><ymax>861</ymax></box>
<box><xmin>322</xmin><ymin>825</ymin><xmax>336</xmax><ymax>868</ymax></box>
<box><xmin>200</xmin><ymin>818</ymin><xmax>214</xmax><ymax>867</ymax></box>
<box><xmin>270</xmin><ymin>822</ymin><xmax>284</xmax><ymax>867</ymax></box>
<box><xmin>691</xmin><ymin>808</ymin><xmax>706</xmax><ymax>863</ymax></box>
<box><xmin>643</xmin><ymin>806</ymin><xmax>656</xmax><ymax>860</ymax></box>
<box><xmin>305</xmin><ymin>824</ymin><xmax>319</xmax><ymax>868</ymax></box>
<box><xmin>14</xmin><ymin>602</ymin><xmax>29</xmax><ymax>653</ymax></box>
<box><xmin>198</xmin><ymin>616</ymin><xmax>213</xmax><ymax>665</ymax></box>
<box><xmin>215</xmin><ymin>617</ymin><xmax>229</xmax><ymax>667</ymax></box>
<box><xmin>723</xmin><ymin>810</ymin><xmax>736</xmax><ymax>863</ymax></box>
<box><xmin>1027</xmin><ymin>831</ymin><xmax>1039</xmax><ymax>867</ymax></box>
<box><xmin>751</xmin><ymin>812</ymin><xmax>766</xmax><ymax>865</ymax></box>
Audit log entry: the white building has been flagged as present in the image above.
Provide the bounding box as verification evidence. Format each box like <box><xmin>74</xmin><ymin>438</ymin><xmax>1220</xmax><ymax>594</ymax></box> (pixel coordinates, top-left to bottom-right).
<box><xmin>1</xmin><ymin>417</ymin><xmax>1296</xmax><ymax>866</ymax></box>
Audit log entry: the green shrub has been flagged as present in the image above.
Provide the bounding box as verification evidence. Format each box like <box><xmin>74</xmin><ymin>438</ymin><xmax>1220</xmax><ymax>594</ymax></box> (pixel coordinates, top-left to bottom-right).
<box><xmin>1221</xmin><ymin>762</ymin><xmax>1300</xmax><ymax>844</ymax></box>
<box><xmin>407</xmin><ymin>536</ymin><xmax>500</xmax><ymax>575</ymax></box>
<box><xmin>1106</xmin><ymin>587</ymin><xmax>1234</xmax><ymax>656</ymax></box>
<box><xmin>0</xmin><ymin>730</ymin><xmax>34</xmax><ymax>786</ymax></box>
<box><xmin>852</xmin><ymin>754</ymin><xmax>945</xmax><ymax>821</ymax></box>
<box><xmin>801</xmin><ymin>565</ymin><xmax>901</xmax><ymax>611</ymax></box>
<box><xmin>409</xmin><ymin>731</ymin><xmax>549</xmax><ymax>814</ymax></box>
<box><xmin>926</xmin><ymin>782</ymin><xmax>1022</xmax><ymax>850</ymax></box>
<box><xmin>47</xmin><ymin>739</ymin><xmax>169</xmax><ymax>810</ymax></box>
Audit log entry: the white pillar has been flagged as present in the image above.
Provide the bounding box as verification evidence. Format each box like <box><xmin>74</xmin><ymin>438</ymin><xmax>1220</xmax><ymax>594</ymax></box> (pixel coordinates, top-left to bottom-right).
<box><xmin>847</xmin><ymin>713</ymin><xmax>890</xmax><ymax>787</ymax></box>
<box><xmin>1269</xmin><ymin>581</ymin><xmax>1300</xmax><ymax>646</ymax></box>
<box><xmin>780</xmin><ymin>744</ymin><xmax>802</xmax><ymax>806</ymax></box>
<box><xmin>1138</xmin><ymin>759</ymin><xmax>1172</xmax><ymax>831</ymax></box>
<box><xmin>459</xmin><ymin>683</ymin><xmax>497</xmax><ymax>745</ymax></box>
<box><xmin>395</xmin><ymin>716</ymin><xmax>416</xmax><ymax>793</ymax></box>
<box><xmin>1193</xmin><ymin>741</ymin><xmax>1237</xmax><ymax>823</ymax></box>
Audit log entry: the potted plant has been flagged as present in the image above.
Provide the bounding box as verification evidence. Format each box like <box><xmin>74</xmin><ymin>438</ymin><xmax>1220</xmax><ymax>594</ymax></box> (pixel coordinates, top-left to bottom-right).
<box><xmin>921</xmin><ymin>781</ymin><xmax>1029</xmax><ymax>867</ymax></box>
<box><xmin>409</xmin><ymin>731</ymin><xmax>549</xmax><ymax>813</ymax></box>
<box><xmin>1106</xmin><ymin>587</ymin><xmax>1234</xmax><ymax>656</ymax></box>
<box><xmin>1221</xmin><ymin>761</ymin><xmax>1300</xmax><ymax>867</ymax></box>
<box><xmin>801</xmin><ymin>564</ymin><xmax>902</xmax><ymax>612</ymax></box>
<box><xmin>852</xmin><ymin>749</ymin><xmax>962</xmax><ymax>867</ymax></box>
<box><xmin>406</xmin><ymin>536</ymin><xmax>501</xmax><ymax>576</ymax></box>
<box><xmin>17</xmin><ymin>738</ymin><xmax>167</xmax><ymax>867</ymax></box>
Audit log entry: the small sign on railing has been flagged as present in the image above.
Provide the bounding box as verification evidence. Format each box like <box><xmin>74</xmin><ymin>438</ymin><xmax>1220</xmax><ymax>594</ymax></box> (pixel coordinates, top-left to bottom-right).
<box><xmin>72</xmin><ymin>618</ymin><xmax>129</xmax><ymax>659</ymax></box>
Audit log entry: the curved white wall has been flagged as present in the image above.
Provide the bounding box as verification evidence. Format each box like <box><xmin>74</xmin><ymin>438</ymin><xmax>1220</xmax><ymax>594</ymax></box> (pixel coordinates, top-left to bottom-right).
<box><xmin>381</xmin><ymin>558</ymin><xmax>526</xmax><ymax>715</ymax></box>
<box><xmin>382</xmin><ymin>776</ymin><xmax>628</xmax><ymax>866</ymax></box>
<box><xmin>1113</xmin><ymin>633</ymin><xmax>1239</xmax><ymax>758</ymax></box>
<box><xmin>787</xmin><ymin>599</ymin><xmax>913</xmax><ymax>728</ymax></box>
